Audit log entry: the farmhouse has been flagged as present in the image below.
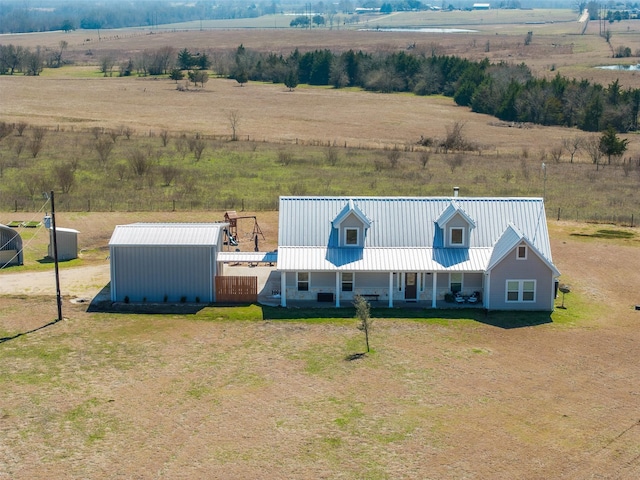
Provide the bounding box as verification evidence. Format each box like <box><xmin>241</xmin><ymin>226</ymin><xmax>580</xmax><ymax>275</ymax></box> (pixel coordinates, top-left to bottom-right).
<box><xmin>109</xmin><ymin>223</ymin><xmax>226</xmax><ymax>303</ymax></box>
<box><xmin>276</xmin><ymin>193</ymin><xmax>560</xmax><ymax>311</ymax></box>
<box><xmin>0</xmin><ymin>224</ymin><xmax>23</xmax><ymax>268</ymax></box>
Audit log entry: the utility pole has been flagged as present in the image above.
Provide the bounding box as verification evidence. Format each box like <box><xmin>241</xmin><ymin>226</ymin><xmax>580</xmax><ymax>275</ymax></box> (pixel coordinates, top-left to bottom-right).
<box><xmin>50</xmin><ymin>191</ymin><xmax>63</xmax><ymax>322</ymax></box>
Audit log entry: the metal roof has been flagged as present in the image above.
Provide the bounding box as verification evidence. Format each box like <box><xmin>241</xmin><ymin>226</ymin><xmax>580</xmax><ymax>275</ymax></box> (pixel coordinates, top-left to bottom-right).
<box><xmin>217</xmin><ymin>251</ymin><xmax>278</xmax><ymax>263</ymax></box>
<box><xmin>109</xmin><ymin>223</ymin><xmax>224</xmax><ymax>246</ymax></box>
<box><xmin>277</xmin><ymin>247</ymin><xmax>492</xmax><ymax>272</ymax></box>
<box><xmin>278</xmin><ymin>196</ymin><xmax>555</xmax><ymax>272</ymax></box>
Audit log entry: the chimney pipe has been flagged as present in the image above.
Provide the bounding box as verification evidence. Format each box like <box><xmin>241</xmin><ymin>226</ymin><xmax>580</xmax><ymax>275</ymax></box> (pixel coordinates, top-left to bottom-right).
<box><xmin>453</xmin><ymin>187</ymin><xmax>459</xmax><ymax>197</ymax></box>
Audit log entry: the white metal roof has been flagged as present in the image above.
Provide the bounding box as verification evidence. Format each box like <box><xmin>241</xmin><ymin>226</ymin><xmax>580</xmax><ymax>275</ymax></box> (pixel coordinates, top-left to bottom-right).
<box><xmin>278</xmin><ymin>196</ymin><xmax>555</xmax><ymax>273</ymax></box>
<box><xmin>50</xmin><ymin>227</ymin><xmax>80</xmax><ymax>234</ymax></box>
<box><xmin>109</xmin><ymin>223</ymin><xmax>224</xmax><ymax>246</ymax></box>
<box><xmin>217</xmin><ymin>251</ymin><xmax>278</xmax><ymax>263</ymax></box>
<box><xmin>277</xmin><ymin>246</ymin><xmax>492</xmax><ymax>272</ymax></box>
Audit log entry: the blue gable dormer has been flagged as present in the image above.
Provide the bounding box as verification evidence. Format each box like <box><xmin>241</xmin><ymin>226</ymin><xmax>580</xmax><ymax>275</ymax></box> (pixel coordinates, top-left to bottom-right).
<box><xmin>436</xmin><ymin>200</ymin><xmax>476</xmax><ymax>248</ymax></box>
<box><xmin>332</xmin><ymin>199</ymin><xmax>371</xmax><ymax>248</ymax></box>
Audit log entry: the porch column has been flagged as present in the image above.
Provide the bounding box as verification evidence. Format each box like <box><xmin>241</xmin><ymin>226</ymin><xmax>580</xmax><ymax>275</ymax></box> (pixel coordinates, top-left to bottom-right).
<box><xmin>335</xmin><ymin>272</ymin><xmax>340</xmax><ymax>307</ymax></box>
<box><xmin>388</xmin><ymin>272</ymin><xmax>394</xmax><ymax>308</ymax></box>
<box><xmin>431</xmin><ymin>272</ymin><xmax>437</xmax><ymax>308</ymax></box>
<box><xmin>417</xmin><ymin>272</ymin><xmax>421</xmax><ymax>302</ymax></box>
<box><xmin>280</xmin><ymin>271</ymin><xmax>287</xmax><ymax>307</ymax></box>
<box><xmin>484</xmin><ymin>272</ymin><xmax>490</xmax><ymax>310</ymax></box>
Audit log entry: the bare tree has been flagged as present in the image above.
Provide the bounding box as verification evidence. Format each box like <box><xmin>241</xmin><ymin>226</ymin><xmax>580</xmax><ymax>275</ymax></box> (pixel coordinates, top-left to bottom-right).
<box><xmin>278</xmin><ymin>151</ymin><xmax>293</xmax><ymax>166</ymax></box>
<box><xmin>550</xmin><ymin>145</ymin><xmax>563</xmax><ymax>163</ymax></box>
<box><xmin>324</xmin><ymin>146</ymin><xmax>339</xmax><ymax>166</ymax></box>
<box><xmin>29</xmin><ymin>126</ymin><xmax>46</xmax><ymax>158</ymax></box>
<box><xmin>440</xmin><ymin>121</ymin><xmax>468</xmax><ymax>153</ymax></box>
<box><xmin>419</xmin><ymin>151</ymin><xmax>430</xmax><ymax>169</ymax></box>
<box><xmin>584</xmin><ymin>135</ymin><xmax>604</xmax><ymax>170</ymax></box>
<box><xmin>175</xmin><ymin>135</ymin><xmax>188</xmax><ymax>160</ymax></box>
<box><xmin>94</xmin><ymin>136</ymin><xmax>115</xmax><ymax>168</ymax></box>
<box><xmin>107</xmin><ymin>129</ymin><xmax>120</xmax><ymax>143</ymax></box>
<box><xmin>562</xmin><ymin>136</ymin><xmax>582</xmax><ymax>164</ymax></box>
<box><xmin>128</xmin><ymin>148</ymin><xmax>152</xmax><ymax>176</ymax></box>
<box><xmin>15</xmin><ymin>122</ymin><xmax>28</xmax><ymax>136</ymax></box>
<box><xmin>386</xmin><ymin>146</ymin><xmax>402</xmax><ymax>168</ymax></box>
<box><xmin>0</xmin><ymin>122</ymin><xmax>12</xmax><ymax>142</ymax></box>
<box><xmin>53</xmin><ymin>162</ymin><xmax>75</xmax><ymax>193</ymax></box>
<box><xmin>99</xmin><ymin>55</ymin><xmax>116</xmax><ymax>77</ymax></box>
<box><xmin>120</xmin><ymin>125</ymin><xmax>134</xmax><ymax>140</ymax></box>
<box><xmin>187</xmin><ymin>135</ymin><xmax>206</xmax><ymax>161</ymax></box>
<box><xmin>445</xmin><ymin>154</ymin><xmax>464</xmax><ymax>173</ymax></box>
<box><xmin>160</xmin><ymin>164</ymin><xmax>180</xmax><ymax>186</ymax></box>
<box><xmin>227</xmin><ymin>110</ymin><xmax>241</xmax><ymax>141</ymax></box>
<box><xmin>160</xmin><ymin>130</ymin><xmax>170</xmax><ymax>147</ymax></box>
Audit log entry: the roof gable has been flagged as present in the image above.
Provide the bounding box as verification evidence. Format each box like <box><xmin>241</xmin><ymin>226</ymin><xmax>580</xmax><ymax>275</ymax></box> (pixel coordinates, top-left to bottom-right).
<box><xmin>487</xmin><ymin>223</ymin><xmax>559</xmax><ymax>275</ymax></box>
<box><xmin>436</xmin><ymin>200</ymin><xmax>476</xmax><ymax>230</ymax></box>
<box><xmin>332</xmin><ymin>199</ymin><xmax>372</xmax><ymax>229</ymax></box>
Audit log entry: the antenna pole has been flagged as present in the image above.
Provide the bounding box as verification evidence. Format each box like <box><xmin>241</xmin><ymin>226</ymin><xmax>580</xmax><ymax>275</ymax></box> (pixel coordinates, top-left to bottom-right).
<box><xmin>50</xmin><ymin>191</ymin><xmax>63</xmax><ymax>322</ymax></box>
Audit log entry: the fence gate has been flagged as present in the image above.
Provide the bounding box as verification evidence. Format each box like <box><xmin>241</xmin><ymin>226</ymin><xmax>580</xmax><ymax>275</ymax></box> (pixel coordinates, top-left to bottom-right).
<box><xmin>215</xmin><ymin>276</ymin><xmax>258</xmax><ymax>303</ymax></box>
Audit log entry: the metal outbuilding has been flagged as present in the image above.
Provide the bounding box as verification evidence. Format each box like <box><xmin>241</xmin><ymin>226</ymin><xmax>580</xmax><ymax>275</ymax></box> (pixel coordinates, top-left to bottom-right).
<box><xmin>49</xmin><ymin>227</ymin><xmax>80</xmax><ymax>261</ymax></box>
<box><xmin>0</xmin><ymin>224</ymin><xmax>23</xmax><ymax>267</ymax></box>
<box><xmin>108</xmin><ymin>223</ymin><xmax>226</xmax><ymax>303</ymax></box>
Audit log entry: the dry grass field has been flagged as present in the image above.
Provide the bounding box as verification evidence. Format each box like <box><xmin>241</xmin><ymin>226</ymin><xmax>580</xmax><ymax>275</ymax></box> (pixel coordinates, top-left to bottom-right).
<box><xmin>1</xmin><ymin>213</ymin><xmax>640</xmax><ymax>479</ymax></box>
<box><xmin>2</xmin><ymin>11</ymin><xmax>640</xmax><ymax>479</ymax></box>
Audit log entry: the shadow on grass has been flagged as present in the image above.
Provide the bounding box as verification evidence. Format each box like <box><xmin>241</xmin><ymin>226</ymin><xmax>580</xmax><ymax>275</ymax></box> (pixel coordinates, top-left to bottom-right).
<box><xmin>86</xmin><ymin>283</ymin><xmax>207</xmax><ymax>314</ymax></box>
<box><xmin>83</xmin><ymin>288</ymin><xmax>552</xmax><ymax>328</ymax></box>
<box><xmin>0</xmin><ymin>318</ymin><xmax>62</xmax><ymax>344</ymax></box>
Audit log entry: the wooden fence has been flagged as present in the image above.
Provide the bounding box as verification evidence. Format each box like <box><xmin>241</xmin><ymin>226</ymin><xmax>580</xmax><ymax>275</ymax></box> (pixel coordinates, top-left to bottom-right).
<box><xmin>215</xmin><ymin>276</ymin><xmax>258</xmax><ymax>303</ymax></box>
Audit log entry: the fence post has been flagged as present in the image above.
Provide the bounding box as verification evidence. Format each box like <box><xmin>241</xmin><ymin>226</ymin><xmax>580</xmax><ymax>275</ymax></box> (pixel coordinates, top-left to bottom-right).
<box><xmin>632</xmin><ymin>214</ymin><xmax>634</xmax><ymax>228</ymax></box>
<box><xmin>557</xmin><ymin>207</ymin><xmax>561</xmax><ymax>221</ymax></box>
<box><xmin>88</xmin><ymin>199</ymin><xmax>91</xmax><ymax>212</ymax></box>
<box><xmin>14</xmin><ymin>199</ymin><xmax>17</xmax><ymax>212</ymax></box>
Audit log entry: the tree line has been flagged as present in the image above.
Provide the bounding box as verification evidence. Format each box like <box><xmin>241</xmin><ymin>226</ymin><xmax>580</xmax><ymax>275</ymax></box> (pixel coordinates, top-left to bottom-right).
<box><xmin>233</xmin><ymin>46</ymin><xmax>640</xmax><ymax>134</ymax></box>
<box><xmin>0</xmin><ymin>0</ymin><xmax>272</xmax><ymax>34</ymax></box>
<box><xmin>3</xmin><ymin>39</ymin><xmax>640</xmax><ymax>135</ymax></box>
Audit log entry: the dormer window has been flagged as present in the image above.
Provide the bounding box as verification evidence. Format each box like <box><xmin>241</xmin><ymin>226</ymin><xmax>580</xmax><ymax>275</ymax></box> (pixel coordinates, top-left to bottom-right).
<box><xmin>517</xmin><ymin>245</ymin><xmax>527</xmax><ymax>260</ymax></box>
<box><xmin>450</xmin><ymin>227</ymin><xmax>464</xmax><ymax>246</ymax></box>
<box><xmin>345</xmin><ymin>228</ymin><xmax>359</xmax><ymax>246</ymax></box>
<box><xmin>332</xmin><ymin>199</ymin><xmax>370</xmax><ymax>248</ymax></box>
<box><xmin>437</xmin><ymin>200</ymin><xmax>475</xmax><ymax>249</ymax></box>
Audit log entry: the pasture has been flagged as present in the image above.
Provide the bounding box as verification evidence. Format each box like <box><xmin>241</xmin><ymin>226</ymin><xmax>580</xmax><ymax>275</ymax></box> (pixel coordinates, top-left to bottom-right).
<box><xmin>1</xmin><ymin>215</ymin><xmax>640</xmax><ymax>479</ymax></box>
<box><xmin>2</xmin><ymin>10</ymin><xmax>640</xmax><ymax>479</ymax></box>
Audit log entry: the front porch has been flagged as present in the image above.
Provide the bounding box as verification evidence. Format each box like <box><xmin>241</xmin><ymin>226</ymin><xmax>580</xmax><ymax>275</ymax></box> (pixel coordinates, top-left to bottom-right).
<box><xmin>277</xmin><ymin>271</ymin><xmax>485</xmax><ymax>309</ymax></box>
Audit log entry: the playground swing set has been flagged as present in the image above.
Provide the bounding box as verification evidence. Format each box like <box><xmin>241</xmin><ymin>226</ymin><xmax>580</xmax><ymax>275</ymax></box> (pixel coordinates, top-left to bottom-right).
<box><xmin>223</xmin><ymin>211</ymin><xmax>265</xmax><ymax>250</ymax></box>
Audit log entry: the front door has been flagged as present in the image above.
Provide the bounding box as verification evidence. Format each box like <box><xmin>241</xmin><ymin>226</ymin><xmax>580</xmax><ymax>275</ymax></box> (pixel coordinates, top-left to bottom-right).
<box><xmin>405</xmin><ymin>273</ymin><xmax>417</xmax><ymax>301</ymax></box>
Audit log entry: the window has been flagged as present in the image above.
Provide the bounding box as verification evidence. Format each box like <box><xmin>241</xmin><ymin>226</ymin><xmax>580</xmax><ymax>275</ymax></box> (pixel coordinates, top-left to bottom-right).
<box><xmin>341</xmin><ymin>273</ymin><xmax>354</xmax><ymax>292</ymax></box>
<box><xmin>450</xmin><ymin>227</ymin><xmax>464</xmax><ymax>246</ymax></box>
<box><xmin>450</xmin><ymin>273</ymin><xmax>462</xmax><ymax>293</ymax></box>
<box><xmin>506</xmin><ymin>280</ymin><xmax>536</xmax><ymax>302</ymax></box>
<box><xmin>297</xmin><ymin>272</ymin><xmax>309</xmax><ymax>291</ymax></box>
<box><xmin>345</xmin><ymin>228</ymin><xmax>359</xmax><ymax>245</ymax></box>
<box><xmin>517</xmin><ymin>245</ymin><xmax>527</xmax><ymax>260</ymax></box>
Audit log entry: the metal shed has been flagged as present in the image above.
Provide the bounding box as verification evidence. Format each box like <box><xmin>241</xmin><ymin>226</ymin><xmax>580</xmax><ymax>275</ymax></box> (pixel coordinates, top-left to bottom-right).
<box><xmin>0</xmin><ymin>224</ymin><xmax>23</xmax><ymax>267</ymax></box>
<box><xmin>108</xmin><ymin>223</ymin><xmax>226</xmax><ymax>303</ymax></box>
<box><xmin>49</xmin><ymin>227</ymin><xmax>80</xmax><ymax>261</ymax></box>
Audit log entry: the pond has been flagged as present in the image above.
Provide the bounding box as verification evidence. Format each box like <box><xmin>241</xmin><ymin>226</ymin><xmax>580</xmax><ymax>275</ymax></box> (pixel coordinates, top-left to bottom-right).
<box><xmin>358</xmin><ymin>27</ymin><xmax>478</xmax><ymax>33</ymax></box>
<box><xmin>596</xmin><ymin>64</ymin><xmax>640</xmax><ymax>71</ymax></box>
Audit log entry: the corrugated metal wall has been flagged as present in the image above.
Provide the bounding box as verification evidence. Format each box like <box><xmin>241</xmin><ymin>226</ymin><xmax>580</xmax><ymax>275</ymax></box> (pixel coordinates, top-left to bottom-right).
<box><xmin>0</xmin><ymin>226</ymin><xmax>23</xmax><ymax>266</ymax></box>
<box><xmin>49</xmin><ymin>230</ymin><xmax>78</xmax><ymax>261</ymax></box>
<box><xmin>111</xmin><ymin>245</ymin><xmax>214</xmax><ymax>303</ymax></box>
